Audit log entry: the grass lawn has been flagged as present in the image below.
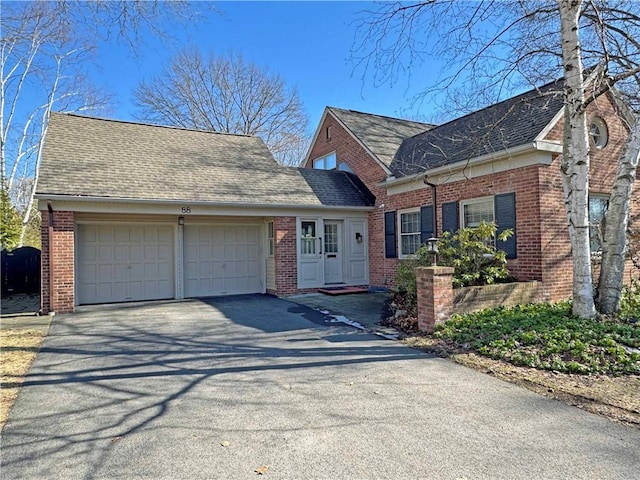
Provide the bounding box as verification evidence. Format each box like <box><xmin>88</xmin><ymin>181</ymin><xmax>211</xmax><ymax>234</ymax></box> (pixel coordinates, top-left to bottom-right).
<box><xmin>0</xmin><ymin>328</ymin><xmax>46</xmax><ymax>431</ymax></box>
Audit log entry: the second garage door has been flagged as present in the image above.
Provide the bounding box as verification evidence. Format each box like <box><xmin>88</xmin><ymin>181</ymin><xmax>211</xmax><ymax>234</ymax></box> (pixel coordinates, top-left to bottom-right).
<box><xmin>184</xmin><ymin>225</ymin><xmax>262</xmax><ymax>298</ymax></box>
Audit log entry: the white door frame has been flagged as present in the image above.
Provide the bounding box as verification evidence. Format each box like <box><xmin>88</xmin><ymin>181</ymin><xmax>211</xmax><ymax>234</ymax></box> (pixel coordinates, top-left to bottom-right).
<box><xmin>323</xmin><ymin>220</ymin><xmax>345</xmax><ymax>284</ymax></box>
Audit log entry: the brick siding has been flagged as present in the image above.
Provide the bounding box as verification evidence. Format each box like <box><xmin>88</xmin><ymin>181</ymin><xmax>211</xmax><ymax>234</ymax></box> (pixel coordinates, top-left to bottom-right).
<box><xmin>453</xmin><ymin>281</ymin><xmax>543</xmax><ymax>314</ymax></box>
<box><xmin>41</xmin><ymin>210</ymin><xmax>74</xmax><ymax>313</ymax></box>
<box><xmin>306</xmin><ymin>112</ymin><xmax>394</xmax><ymax>286</ymax></box>
<box><xmin>416</xmin><ymin>267</ymin><xmax>543</xmax><ymax>332</ymax></box>
<box><xmin>308</xmin><ymin>94</ymin><xmax>639</xmax><ymax>302</ymax></box>
<box><xmin>416</xmin><ymin>266</ymin><xmax>455</xmax><ymax>332</ymax></box>
<box><xmin>273</xmin><ymin>216</ymin><xmax>298</xmax><ymax>296</ymax></box>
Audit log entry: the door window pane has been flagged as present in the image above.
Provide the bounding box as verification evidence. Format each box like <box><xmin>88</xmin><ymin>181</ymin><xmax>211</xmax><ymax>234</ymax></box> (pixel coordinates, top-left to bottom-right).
<box><xmin>301</xmin><ymin>221</ymin><xmax>316</xmax><ymax>255</ymax></box>
<box><xmin>324</xmin><ymin>224</ymin><xmax>338</xmax><ymax>253</ymax></box>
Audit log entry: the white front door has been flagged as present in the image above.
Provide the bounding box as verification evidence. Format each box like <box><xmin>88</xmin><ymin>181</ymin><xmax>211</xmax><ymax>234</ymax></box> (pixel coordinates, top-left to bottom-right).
<box><xmin>323</xmin><ymin>221</ymin><xmax>344</xmax><ymax>284</ymax></box>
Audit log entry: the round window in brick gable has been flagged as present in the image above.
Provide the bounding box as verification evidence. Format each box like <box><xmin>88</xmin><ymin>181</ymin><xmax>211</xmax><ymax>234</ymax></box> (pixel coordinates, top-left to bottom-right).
<box><xmin>589</xmin><ymin>117</ymin><xmax>608</xmax><ymax>149</ymax></box>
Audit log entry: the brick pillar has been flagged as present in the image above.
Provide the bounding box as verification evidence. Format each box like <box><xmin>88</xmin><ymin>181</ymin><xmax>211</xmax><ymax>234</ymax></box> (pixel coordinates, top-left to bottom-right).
<box><xmin>416</xmin><ymin>266</ymin><xmax>454</xmax><ymax>333</ymax></box>
<box><xmin>274</xmin><ymin>216</ymin><xmax>298</xmax><ymax>296</ymax></box>
<box><xmin>41</xmin><ymin>210</ymin><xmax>75</xmax><ymax>314</ymax></box>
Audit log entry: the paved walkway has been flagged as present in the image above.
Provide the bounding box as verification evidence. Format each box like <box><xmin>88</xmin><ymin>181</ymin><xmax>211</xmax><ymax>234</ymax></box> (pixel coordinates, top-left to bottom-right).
<box><xmin>287</xmin><ymin>291</ymin><xmax>398</xmax><ymax>337</ymax></box>
<box><xmin>3</xmin><ymin>295</ymin><xmax>637</xmax><ymax>479</ymax></box>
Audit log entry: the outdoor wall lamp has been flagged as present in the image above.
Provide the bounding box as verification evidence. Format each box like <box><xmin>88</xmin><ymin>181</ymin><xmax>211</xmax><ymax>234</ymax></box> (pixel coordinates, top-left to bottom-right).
<box><xmin>426</xmin><ymin>237</ymin><xmax>439</xmax><ymax>266</ymax></box>
<box><xmin>355</xmin><ymin>232</ymin><xmax>363</xmax><ymax>243</ymax></box>
<box><xmin>178</xmin><ymin>216</ymin><xmax>185</xmax><ymax>226</ymax></box>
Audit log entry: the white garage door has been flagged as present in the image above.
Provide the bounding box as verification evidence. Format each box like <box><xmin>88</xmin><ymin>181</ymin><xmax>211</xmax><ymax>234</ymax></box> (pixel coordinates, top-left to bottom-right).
<box><xmin>184</xmin><ymin>225</ymin><xmax>262</xmax><ymax>298</ymax></box>
<box><xmin>77</xmin><ymin>224</ymin><xmax>175</xmax><ymax>305</ymax></box>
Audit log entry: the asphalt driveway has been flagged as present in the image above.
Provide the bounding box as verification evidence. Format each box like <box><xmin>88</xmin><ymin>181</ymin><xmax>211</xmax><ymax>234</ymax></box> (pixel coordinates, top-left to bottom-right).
<box><xmin>1</xmin><ymin>295</ymin><xmax>638</xmax><ymax>479</ymax></box>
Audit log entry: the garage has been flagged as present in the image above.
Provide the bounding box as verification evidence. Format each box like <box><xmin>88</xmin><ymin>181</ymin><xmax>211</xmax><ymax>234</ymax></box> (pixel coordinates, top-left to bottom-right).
<box><xmin>77</xmin><ymin>224</ymin><xmax>175</xmax><ymax>305</ymax></box>
<box><xmin>184</xmin><ymin>225</ymin><xmax>262</xmax><ymax>297</ymax></box>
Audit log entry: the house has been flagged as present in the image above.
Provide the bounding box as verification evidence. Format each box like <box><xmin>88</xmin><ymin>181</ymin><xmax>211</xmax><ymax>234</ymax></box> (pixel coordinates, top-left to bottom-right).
<box><xmin>37</xmin><ymin>114</ymin><xmax>375</xmax><ymax>313</ymax></box>
<box><xmin>38</xmin><ymin>77</ymin><xmax>639</xmax><ymax>313</ymax></box>
<box><xmin>304</xmin><ymin>80</ymin><xmax>639</xmax><ymax>302</ymax></box>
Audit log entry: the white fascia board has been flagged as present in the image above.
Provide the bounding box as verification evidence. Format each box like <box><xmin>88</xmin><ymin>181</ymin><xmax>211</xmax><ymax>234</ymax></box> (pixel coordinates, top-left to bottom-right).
<box><xmin>383</xmin><ymin>144</ymin><xmax>557</xmax><ymax>196</ymax></box>
<box><xmin>36</xmin><ymin>195</ymin><xmax>372</xmax><ymax>216</ymax></box>
<box><xmin>534</xmin><ymin>107</ymin><xmax>565</xmax><ymax>142</ymax></box>
<box><xmin>532</xmin><ymin>140</ymin><xmax>563</xmax><ymax>153</ymax></box>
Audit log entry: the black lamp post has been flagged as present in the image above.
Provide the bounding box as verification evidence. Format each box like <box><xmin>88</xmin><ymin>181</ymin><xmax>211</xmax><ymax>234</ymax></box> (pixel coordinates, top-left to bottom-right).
<box><xmin>426</xmin><ymin>237</ymin><xmax>439</xmax><ymax>266</ymax></box>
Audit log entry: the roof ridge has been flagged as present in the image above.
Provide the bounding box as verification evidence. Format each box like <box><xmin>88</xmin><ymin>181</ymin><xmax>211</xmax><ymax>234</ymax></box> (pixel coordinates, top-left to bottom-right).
<box><xmin>51</xmin><ymin>112</ymin><xmax>256</xmax><ymax>138</ymax></box>
<box><xmin>328</xmin><ymin>106</ymin><xmax>433</xmax><ymax>127</ymax></box>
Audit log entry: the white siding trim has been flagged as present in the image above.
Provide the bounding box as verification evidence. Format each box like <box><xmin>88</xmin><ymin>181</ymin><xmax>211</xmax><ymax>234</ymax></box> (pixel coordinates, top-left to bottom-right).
<box><xmin>38</xmin><ymin>197</ymin><xmax>372</xmax><ymax>217</ymax></box>
<box><xmin>386</xmin><ymin>150</ymin><xmax>555</xmax><ymax>196</ymax></box>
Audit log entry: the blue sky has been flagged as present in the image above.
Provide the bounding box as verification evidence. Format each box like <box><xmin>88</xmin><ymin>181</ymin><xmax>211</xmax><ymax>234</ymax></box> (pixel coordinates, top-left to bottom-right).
<box><xmin>94</xmin><ymin>1</ymin><xmax>443</xmax><ymax>130</ymax></box>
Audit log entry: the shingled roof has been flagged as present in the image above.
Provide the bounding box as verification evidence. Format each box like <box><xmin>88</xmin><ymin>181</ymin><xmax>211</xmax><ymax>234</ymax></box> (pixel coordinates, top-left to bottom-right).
<box><xmin>37</xmin><ymin>113</ymin><xmax>374</xmax><ymax>208</ymax></box>
<box><xmin>390</xmin><ymin>79</ymin><xmax>565</xmax><ymax>177</ymax></box>
<box><xmin>297</xmin><ymin>168</ymin><xmax>376</xmax><ymax>207</ymax></box>
<box><xmin>328</xmin><ymin>107</ymin><xmax>432</xmax><ymax>168</ymax></box>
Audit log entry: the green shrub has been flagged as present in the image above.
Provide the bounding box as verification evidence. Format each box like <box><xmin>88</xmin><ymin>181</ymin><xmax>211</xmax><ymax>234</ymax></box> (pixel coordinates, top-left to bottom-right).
<box><xmin>620</xmin><ymin>279</ymin><xmax>640</xmax><ymax>319</ymax></box>
<box><xmin>437</xmin><ymin>221</ymin><xmax>513</xmax><ymax>288</ymax></box>
<box><xmin>394</xmin><ymin>222</ymin><xmax>513</xmax><ymax>313</ymax></box>
<box><xmin>394</xmin><ymin>247</ymin><xmax>427</xmax><ymax>312</ymax></box>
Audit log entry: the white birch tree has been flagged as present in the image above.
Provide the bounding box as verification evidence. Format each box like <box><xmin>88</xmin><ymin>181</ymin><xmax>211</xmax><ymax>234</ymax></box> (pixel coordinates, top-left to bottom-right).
<box><xmin>557</xmin><ymin>0</ymin><xmax>595</xmax><ymax>317</ymax></box>
<box><xmin>353</xmin><ymin>0</ymin><xmax>640</xmax><ymax>317</ymax></box>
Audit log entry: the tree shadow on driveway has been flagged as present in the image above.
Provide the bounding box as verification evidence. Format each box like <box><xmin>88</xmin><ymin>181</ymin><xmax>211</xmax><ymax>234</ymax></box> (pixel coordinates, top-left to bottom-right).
<box><xmin>2</xmin><ymin>295</ymin><xmax>638</xmax><ymax>480</ymax></box>
<box><xmin>0</xmin><ymin>295</ymin><xmax>428</xmax><ymax>478</ymax></box>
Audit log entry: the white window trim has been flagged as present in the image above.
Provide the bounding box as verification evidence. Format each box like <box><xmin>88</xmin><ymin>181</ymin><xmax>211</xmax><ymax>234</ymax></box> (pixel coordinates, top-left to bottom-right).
<box><xmin>589</xmin><ymin>117</ymin><xmax>608</xmax><ymax>149</ymax></box>
<box><xmin>460</xmin><ymin>195</ymin><xmax>495</xmax><ymax>229</ymax></box>
<box><xmin>267</xmin><ymin>221</ymin><xmax>274</xmax><ymax>258</ymax></box>
<box><xmin>313</xmin><ymin>151</ymin><xmax>337</xmax><ymax>170</ymax></box>
<box><xmin>397</xmin><ymin>208</ymin><xmax>421</xmax><ymax>258</ymax></box>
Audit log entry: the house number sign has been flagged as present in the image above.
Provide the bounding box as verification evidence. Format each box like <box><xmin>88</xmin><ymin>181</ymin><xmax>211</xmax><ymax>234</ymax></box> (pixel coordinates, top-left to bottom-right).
<box><xmin>181</xmin><ymin>207</ymin><xmax>192</xmax><ymax>213</ymax></box>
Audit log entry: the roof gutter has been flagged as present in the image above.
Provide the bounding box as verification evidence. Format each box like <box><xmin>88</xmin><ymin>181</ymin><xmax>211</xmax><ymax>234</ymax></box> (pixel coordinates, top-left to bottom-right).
<box><xmin>33</xmin><ymin>194</ymin><xmax>375</xmax><ymax>212</ymax></box>
<box><xmin>379</xmin><ymin>140</ymin><xmax>562</xmax><ymax>188</ymax></box>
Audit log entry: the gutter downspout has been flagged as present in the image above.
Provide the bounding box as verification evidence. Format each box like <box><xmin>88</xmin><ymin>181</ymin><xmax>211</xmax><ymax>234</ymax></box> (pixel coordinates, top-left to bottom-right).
<box><xmin>46</xmin><ymin>201</ymin><xmax>54</xmax><ymax>314</ymax></box>
<box><xmin>423</xmin><ymin>175</ymin><xmax>438</xmax><ymax>235</ymax></box>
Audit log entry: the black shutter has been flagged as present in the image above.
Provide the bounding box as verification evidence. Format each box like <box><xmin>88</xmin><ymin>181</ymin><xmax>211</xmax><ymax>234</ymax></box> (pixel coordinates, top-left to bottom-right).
<box><xmin>384</xmin><ymin>211</ymin><xmax>397</xmax><ymax>258</ymax></box>
<box><xmin>495</xmin><ymin>192</ymin><xmax>517</xmax><ymax>259</ymax></box>
<box><xmin>420</xmin><ymin>205</ymin><xmax>434</xmax><ymax>244</ymax></box>
<box><xmin>442</xmin><ymin>202</ymin><xmax>459</xmax><ymax>234</ymax></box>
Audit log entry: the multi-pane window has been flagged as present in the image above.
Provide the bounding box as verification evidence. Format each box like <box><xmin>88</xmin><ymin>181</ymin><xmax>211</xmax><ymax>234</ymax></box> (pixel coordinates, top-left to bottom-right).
<box><xmin>462</xmin><ymin>197</ymin><xmax>494</xmax><ymax>228</ymax></box>
<box><xmin>324</xmin><ymin>224</ymin><xmax>338</xmax><ymax>253</ymax></box>
<box><xmin>300</xmin><ymin>221</ymin><xmax>317</xmax><ymax>255</ymax></box>
<box><xmin>399</xmin><ymin>210</ymin><xmax>421</xmax><ymax>256</ymax></box>
<box><xmin>590</xmin><ymin>118</ymin><xmax>608</xmax><ymax>149</ymax></box>
<box><xmin>589</xmin><ymin>196</ymin><xmax>608</xmax><ymax>252</ymax></box>
<box><xmin>313</xmin><ymin>152</ymin><xmax>337</xmax><ymax>170</ymax></box>
<box><xmin>267</xmin><ymin>221</ymin><xmax>274</xmax><ymax>257</ymax></box>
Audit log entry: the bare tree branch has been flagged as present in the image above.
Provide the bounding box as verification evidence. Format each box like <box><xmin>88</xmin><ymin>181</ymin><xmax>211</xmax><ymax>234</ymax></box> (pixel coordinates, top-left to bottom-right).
<box><xmin>134</xmin><ymin>49</ymin><xmax>311</xmax><ymax>166</ymax></box>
